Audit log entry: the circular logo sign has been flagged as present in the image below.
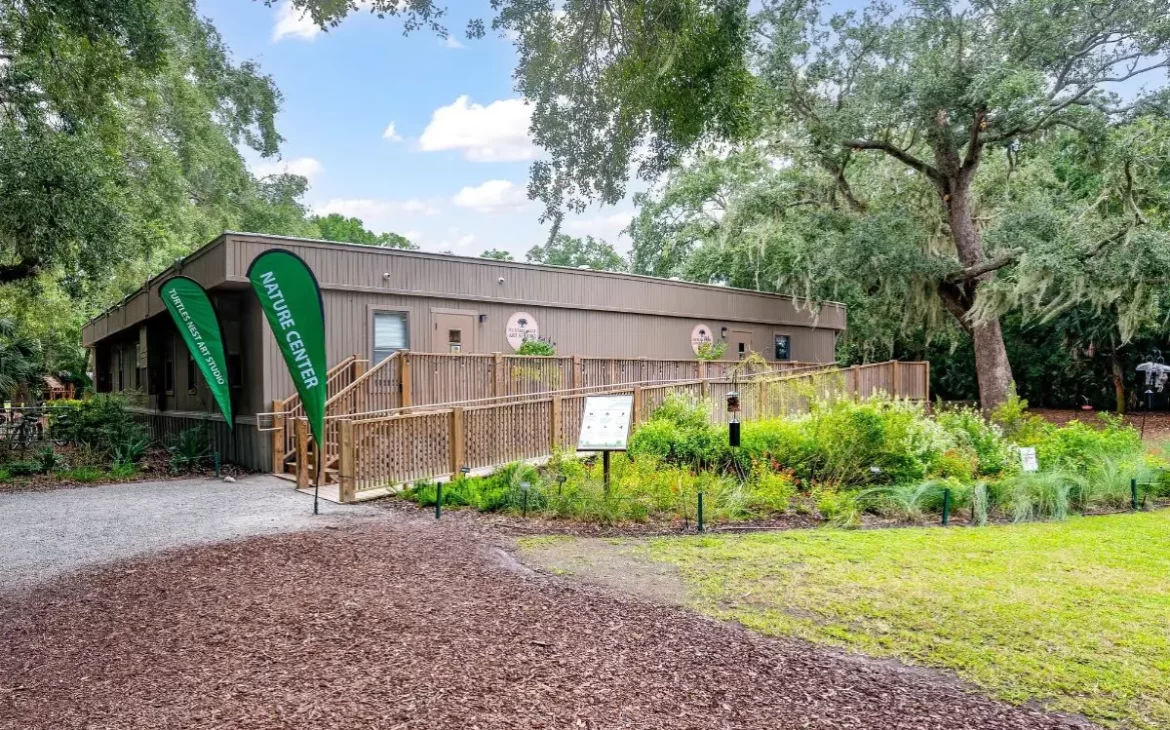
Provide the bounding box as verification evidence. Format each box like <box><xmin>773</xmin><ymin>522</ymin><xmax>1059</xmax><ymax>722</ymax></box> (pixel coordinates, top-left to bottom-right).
<box><xmin>506</xmin><ymin>312</ymin><xmax>539</xmax><ymax>351</ymax></box>
<box><xmin>691</xmin><ymin>323</ymin><xmax>714</xmax><ymax>354</ymax></box>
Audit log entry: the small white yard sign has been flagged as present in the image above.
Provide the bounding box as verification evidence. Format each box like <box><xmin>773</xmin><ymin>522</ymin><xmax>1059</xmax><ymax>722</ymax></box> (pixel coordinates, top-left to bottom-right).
<box><xmin>1019</xmin><ymin>447</ymin><xmax>1039</xmax><ymax>473</ymax></box>
<box><xmin>577</xmin><ymin>394</ymin><xmax>634</xmax><ymax>452</ymax></box>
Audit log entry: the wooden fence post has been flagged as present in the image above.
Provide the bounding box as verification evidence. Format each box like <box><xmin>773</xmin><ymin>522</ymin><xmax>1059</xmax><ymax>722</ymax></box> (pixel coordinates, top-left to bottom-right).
<box><xmin>271</xmin><ymin>399</ymin><xmax>285</xmax><ymax>474</ymax></box>
<box><xmin>852</xmin><ymin>364</ymin><xmax>861</xmax><ymax>400</ymax></box>
<box><xmin>295</xmin><ymin>418</ymin><xmax>309</xmax><ymax>489</ymax></box>
<box><xmin>607</xmin><ymin>359</ymin><xmax>617</xmax><ymax>386</ymax></box>
<box><xmin>890</xmin><ymin>360</ymin><xmax>899</xmax><ymax>399</ymax></box>
<box><xmin>492</xmin><ymin>352</ymin><xmax>503</xmax><ymax>397</ymax></box>
<box><xmin>924</xmin><ymin>361</ymin><xmax>931</xmax><ymax>406</ymax></box>
<box><xmin>551</xmin><ymin>396</ymin><xmax>563</xmax><ymax>449</ymax></box>
<box><xmin>632</xmin><ymin>387</ymin><xmax>643</xmax><ymax>426</ymax></box>
<box><xmin>449</xmin><ymin>407</ymin><xmax>464</xmax><ymax>477</ymax></box>
<box><xmin>698</xmin><ymin>360</ymin><xmax>708</xmax><ymax>381</ymax></box>
<box><xmin>758</xmin><ymin>379</ymin><xmax>768</xmax><ymax>419</ymax></box>
<box><xmin>572</xmin><ymin>355</ymin><xmax>582</xmax><ymax>390</ymax></box>
<box><xmin>401</xmin><ymin>352</ymin><xmax>413</xmax><ymax>407</ymax></box>
<box><xmin>339</xmin><ymin>420</ymin><xmax>355</xmax><ymax>504</ymax></box>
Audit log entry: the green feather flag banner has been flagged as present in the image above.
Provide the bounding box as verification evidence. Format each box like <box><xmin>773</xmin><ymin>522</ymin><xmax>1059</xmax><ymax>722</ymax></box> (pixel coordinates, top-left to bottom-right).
<box><xmin>158</xmin><ymin>276</ymin><xmax>234</xmax><ymax>429</ymax></box>
<box><xmin>247</xmin><ymin>249</ymin><xmax>328</xmax><ymax>449</ymax></box>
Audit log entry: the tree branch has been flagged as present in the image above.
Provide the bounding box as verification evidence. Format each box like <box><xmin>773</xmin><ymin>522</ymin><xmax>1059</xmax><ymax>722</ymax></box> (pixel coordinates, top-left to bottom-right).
<box><xmin>950</xmin><ymin>252</ymin><xmax>1018</xmax><ymax>281</ymax></box>
<box><xmin>845</xmin><ymin>139</ymin><xmax>942</xmax><ymax>183</ymax></box>
<box><xmin>0</xmin><ymin>258</ymin><xmax>42</xmax><ymax>284</ymax></box>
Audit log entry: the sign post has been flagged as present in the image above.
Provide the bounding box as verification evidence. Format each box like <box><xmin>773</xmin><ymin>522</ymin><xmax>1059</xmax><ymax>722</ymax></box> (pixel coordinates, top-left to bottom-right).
<box><xmin>577</xmin><ymin>394</ymin><xmax>634</xmax><ymax>494</ymax></box>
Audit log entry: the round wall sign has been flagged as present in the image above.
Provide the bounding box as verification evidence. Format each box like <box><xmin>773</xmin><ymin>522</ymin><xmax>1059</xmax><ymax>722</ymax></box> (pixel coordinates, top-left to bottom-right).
<box><xmin>506</xmin><ymin>312</ymin><xmax>539</xmax><ymax>351</ymax></box>
<box><xmin>691</xmin><ymin>323</ymin><xmax>714</xmax><ymax>354</ymax></box>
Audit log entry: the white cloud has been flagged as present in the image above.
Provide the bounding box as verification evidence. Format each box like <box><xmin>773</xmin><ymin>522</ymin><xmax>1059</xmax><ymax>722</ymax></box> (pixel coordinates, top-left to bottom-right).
<box><xmin>312</xmin><ymin>197</ymin><xmax>441</xmax><ymax>233</ymax></box>
<box><xmin>382</xmin><ymin>122</ymin><xmax>404</xmax><ymax>142</ymax></box>
<box><xmin>419</xmin><ymin>96</ymin><xmax>536</xmax><ymax>162</ymax></box>
<box><xmin>272</xmin><ymin>1</ymin><xmax>321</xmax><ymax>42</ymax></box>
<box><xmin>252</xmin><ymin>156</ymin><xmax>323</xmax><ymax>182</ymax></box>
<box><xmin>452</xmin><ymin>180</ymin><xmax>529</xmax><ymax>214</ymax></box>
<box><xmin>564</xmin><ymin>209</ymin><xmax>635</xmax><ymax>241</ymax></box>
<box><xmin>443</xmin><ymin>36</ymin><xmax>465</xmax><ymax>49</ymax></box>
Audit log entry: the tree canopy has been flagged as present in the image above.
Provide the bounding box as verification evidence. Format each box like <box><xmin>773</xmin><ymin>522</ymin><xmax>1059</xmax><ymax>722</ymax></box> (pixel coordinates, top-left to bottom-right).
<box><xmin>480</xmin><ymin>248</ymin><xmax>515</xmax><ymax>261</ymax></box>
<box><xmin>526</xmin><ymin>234</ymin><xmax>627</xmax><ymax>271</ymax></box>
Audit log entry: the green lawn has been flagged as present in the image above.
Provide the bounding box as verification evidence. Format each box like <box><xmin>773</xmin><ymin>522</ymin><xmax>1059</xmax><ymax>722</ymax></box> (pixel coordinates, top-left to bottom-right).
<box><xmin>525</xmin><ymin>512</ymin><xmax>1170</xmax><ymax>728</ymax></box>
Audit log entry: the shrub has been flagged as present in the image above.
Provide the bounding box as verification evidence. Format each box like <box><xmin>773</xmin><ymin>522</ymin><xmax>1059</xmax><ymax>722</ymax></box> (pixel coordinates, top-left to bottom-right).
<box><xmin>630</xmin><ymin>394</ymin><xmax>725</xmax><ymax>467</ymax></box>
<box><xmin>35</xmin><ymin>447</ymin><xmax>64</xmax><ymax>474</ymax></box>
<box><xmin>936</xmin><ymin>406</ymin><xmax>1015</xmax><ymax>476</ymax></box>
<box><xmin>169</xmin><ymin>427</ymin><xmax>211</xmax><ymax>473</ymax></box>
<box><xmin>1032</xmin><ymin>415</ymin><xmax>1141</xmax><ymax>472</ymax></box>
<box><xmin>745</xmin><ymin>463</ymin><xmax>794</xmax><ymax>515</ymax></box>
<box><xmin>812</xmin><ymin>486</ymin><xmax>861</xmax><ymax>527</ymax></box>
<box><xmin>50</xmin><ymin>395</ymin><xmax>149</xmax><ymax>456</ymax></box>
<box><xmin>989</xmin><ymin>389</ymin><xmax>1050</xmax><ymax>445</ymax></box>
<box><xmin>516</xmin><ymin>337</ymin><xmax>556</xmax><ymax>356</ymax></box>
<box><xmin>0</xmin><ymin>468</ymin><xmax>10</xmax><ymax>482</ymax></box>
<box><xmin>695</xmin><ymin>341</ymin><xmax>728</xmax><ymax>361</ymax></box>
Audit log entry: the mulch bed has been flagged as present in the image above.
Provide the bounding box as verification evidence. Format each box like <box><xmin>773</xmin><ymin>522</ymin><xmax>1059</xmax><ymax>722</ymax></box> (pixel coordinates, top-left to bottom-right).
<box><xmin>1</xmin><ymin>514</ymin><xmax>1092</xmax><ymax>729</ymax></box>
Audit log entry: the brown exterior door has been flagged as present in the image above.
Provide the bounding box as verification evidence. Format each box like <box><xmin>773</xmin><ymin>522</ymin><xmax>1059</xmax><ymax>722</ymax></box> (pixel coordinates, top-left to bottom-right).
<box><xmin>431</xmin><ymin>312</ymin><xmax>476</xmax><ymax>353</ymax></box>
<box><xmin>730</xmin><ymin>330</ymin><xmax>753</xmax><ymax>360</ymax></box>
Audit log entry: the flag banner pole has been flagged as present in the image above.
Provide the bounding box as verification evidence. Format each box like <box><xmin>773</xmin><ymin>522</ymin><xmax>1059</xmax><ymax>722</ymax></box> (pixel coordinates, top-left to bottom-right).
<box><xmin>246</xmin><ymin>249</ymin><xmax>328</xmax><ymax>514</ymax></box>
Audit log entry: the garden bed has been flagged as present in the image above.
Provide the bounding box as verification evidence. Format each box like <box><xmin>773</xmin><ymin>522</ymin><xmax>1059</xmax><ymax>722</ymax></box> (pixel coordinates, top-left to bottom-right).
<box><xmin>0</xmin><ymin>445</ymin><xmax>247</xmax><ymax>493</ymax></box>
<box><xmin>1</xmin><ymin>395</ymin><xmax>247</xmax><ymax>493</ymax></box>
<box><xmin>390</xmin><ymin>392</ymin><xmax>1170</xmax><ymax>530</ymax></box>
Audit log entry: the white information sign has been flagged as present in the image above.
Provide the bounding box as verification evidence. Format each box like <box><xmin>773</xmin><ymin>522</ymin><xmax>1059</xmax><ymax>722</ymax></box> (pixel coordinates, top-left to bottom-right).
<box><xmin>577</xmin><ymin>394</ymin><xmax>634</xmax><ymax>451</ymax></box>
<box><xmin>1018</xmin><ymin>447</ymin><xmax>1038</xmax><ymax>473</ymax></box>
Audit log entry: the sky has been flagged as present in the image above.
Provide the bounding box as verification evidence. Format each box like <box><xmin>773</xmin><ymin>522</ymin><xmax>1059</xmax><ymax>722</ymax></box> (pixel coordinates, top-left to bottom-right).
<box><xmin>198</xmin><ymin>1</ymin><xmax>636</xmax><ymax>259</ymax></box>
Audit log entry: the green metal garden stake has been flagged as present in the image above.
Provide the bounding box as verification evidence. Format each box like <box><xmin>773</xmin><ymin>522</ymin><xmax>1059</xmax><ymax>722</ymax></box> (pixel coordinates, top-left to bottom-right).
<box><xmin>1131</xmin><ymin>478</ymin><xmax>1138</xmax><ymax>511</ymax></box>
<box><xmin>942</xmin><ymin>488</ymin><xmax>951</xmax><ymax>526</ymax></box>
<box><xmin>435</xmin><ymin>482</ymin><xmax>442</xmax><ymax>520</ymax></box>
<box><xmin>697</xmin><ymin>491</ymin><xmax>705</xmax><ymax>533</ymax></box>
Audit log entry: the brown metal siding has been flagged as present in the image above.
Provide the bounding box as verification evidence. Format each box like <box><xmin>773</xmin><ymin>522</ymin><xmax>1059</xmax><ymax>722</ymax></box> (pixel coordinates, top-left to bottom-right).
<box><xmin>256</xmin><ymin>290</ymin><xmax>839</xmax><ymax>405</ymax></box>
<box><xmin>82</xmin><ymin>237</ymin><xmax>229</xmax><ymax>346</ymax></box>
<box><xmin>226</xmin><ymin>234</ymin><xmax>846</xmax><ymax>330</ymax></box>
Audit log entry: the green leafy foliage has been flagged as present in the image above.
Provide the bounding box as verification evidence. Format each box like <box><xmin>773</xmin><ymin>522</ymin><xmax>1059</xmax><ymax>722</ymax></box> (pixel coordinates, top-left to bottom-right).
<box><xmin>694</xmin><ymin>341</ymin><xmax>727</xmax><ymax>361</ymax></box>
<box><xmin>168</xmin><ymin>427</ymin><xmax>211</xmax><ymax>473</ymax></box>
<box><xmin>526</xmin><ymin>235</ymin><xmax>627</xmax><ymax>272</ymax></box>
<box><xmin>49</xmin><ymin>395</ymin><xmax>149</xmax><ymax>457</ymax></box>
<box><xmin>515</xmin><ymin>338</ymin><xmax>556</xmax><ymax>356</ymax></box>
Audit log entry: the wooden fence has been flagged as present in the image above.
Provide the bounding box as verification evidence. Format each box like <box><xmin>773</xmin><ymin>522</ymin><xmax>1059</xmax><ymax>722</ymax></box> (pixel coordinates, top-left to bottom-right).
<box><xmin>271</xmin><ymin>351</ymin><xmax>825</xmax><ymax>477</ymax></box>
<box><xmin>320</xmin><ymin>360</ymin><xmax>929</xmax><ymax>503</ymax></box>
<box><xmin>271</xmin><ymin>355</ymin><xmax>367</xmax><ymax>473</ymax></box>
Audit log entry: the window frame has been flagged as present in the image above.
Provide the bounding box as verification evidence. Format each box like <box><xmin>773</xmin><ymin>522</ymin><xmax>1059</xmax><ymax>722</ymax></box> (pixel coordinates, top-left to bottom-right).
<box><xmin>368</xmin><ymin>306</ymin><xmax>412</xmax><ymax>365</ymax></box>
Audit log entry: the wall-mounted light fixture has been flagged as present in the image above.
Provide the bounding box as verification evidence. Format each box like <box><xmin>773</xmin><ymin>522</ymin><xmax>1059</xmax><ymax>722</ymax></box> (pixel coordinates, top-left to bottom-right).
<box><xmin>478</xmin><ymin>313</ymin><xmax>488</xmax><ymax>323</ymax></box>
<box><xmin>720</xmin><ymin>327</ymin><xmax>728</xmax><ymax>339</ymax></box>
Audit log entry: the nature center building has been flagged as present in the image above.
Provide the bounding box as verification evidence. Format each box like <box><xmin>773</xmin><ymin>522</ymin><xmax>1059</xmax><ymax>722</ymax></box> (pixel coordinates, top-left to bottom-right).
<box><xmin>81</xmin><ymin>233</ymin><xmax>847</xmax><ymax>470</ymax></box>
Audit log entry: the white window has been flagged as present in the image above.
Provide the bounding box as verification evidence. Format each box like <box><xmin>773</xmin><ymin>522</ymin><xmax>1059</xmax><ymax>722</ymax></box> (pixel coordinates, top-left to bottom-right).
<box><xmin>373</xmin><ymin>311</ymin><xmax>408</xmax><ymax>364</ymax></box>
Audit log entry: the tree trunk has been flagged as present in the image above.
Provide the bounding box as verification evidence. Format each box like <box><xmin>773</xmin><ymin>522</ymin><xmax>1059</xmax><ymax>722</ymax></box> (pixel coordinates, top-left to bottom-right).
<box><xmin>1111</xmin><ymin>349</ymin><xmax>1126</xmax><ymax>414</ymax></box>
<box><xmin>944</xmin><ymin>180</ymin><xmax>1015</xmax><ymax>411</ymax></box>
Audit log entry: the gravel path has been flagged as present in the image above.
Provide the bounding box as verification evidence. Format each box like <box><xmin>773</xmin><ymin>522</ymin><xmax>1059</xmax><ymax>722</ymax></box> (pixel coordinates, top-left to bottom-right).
<box><xmin>0</xmin><ymin>476</ymin><xmax>377</xmax><ymax>592</ymax></box>
<box><xmin>0</xmin><ymin>512</ymin><xmax>1093</xmax><ymax>730</ymax></box>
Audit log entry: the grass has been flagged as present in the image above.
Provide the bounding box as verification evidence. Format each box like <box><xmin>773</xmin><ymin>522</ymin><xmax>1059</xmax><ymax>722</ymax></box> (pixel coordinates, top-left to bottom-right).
<box><xmin>532</xmin><ymin>512</ymin><xmax>1170</xmax><ymax>728</ymax></box>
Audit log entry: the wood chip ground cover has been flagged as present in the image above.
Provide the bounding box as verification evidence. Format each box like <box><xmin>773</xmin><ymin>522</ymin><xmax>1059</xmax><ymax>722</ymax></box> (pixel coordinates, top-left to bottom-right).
<box><xmin>1</xmin><ymin>513</ymin><xmax>1090</xmax><ymax>729</ymax></box>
